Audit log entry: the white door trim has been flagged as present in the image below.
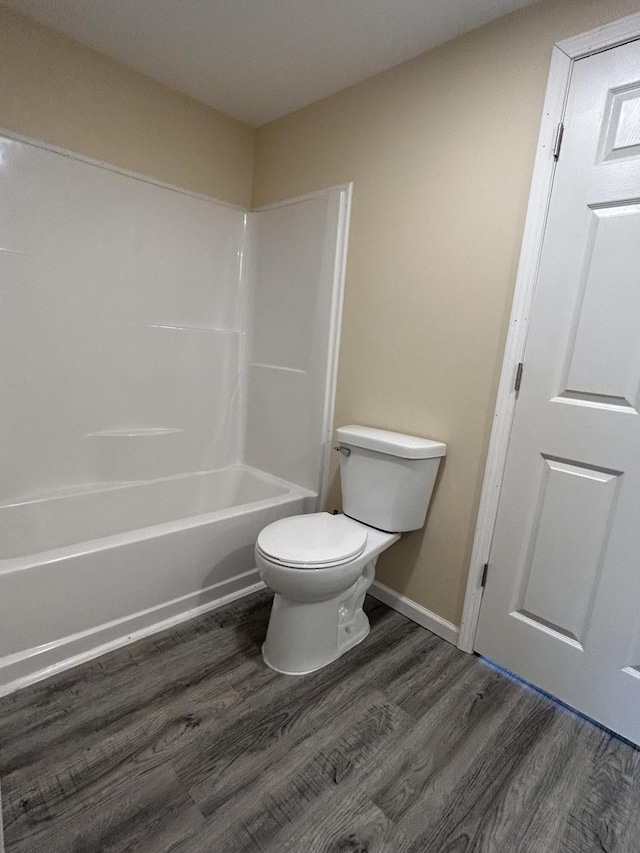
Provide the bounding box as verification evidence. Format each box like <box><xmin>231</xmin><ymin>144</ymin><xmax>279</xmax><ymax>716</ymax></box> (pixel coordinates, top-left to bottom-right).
<box><xmin>458</xmin><ymin>10</ymin><xmax>640</xmax><ymax>654</ymax></box>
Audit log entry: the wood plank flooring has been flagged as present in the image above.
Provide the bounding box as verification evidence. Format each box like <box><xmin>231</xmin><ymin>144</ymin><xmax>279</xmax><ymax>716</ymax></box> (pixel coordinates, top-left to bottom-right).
<box><xmin>1</xmin><ymin>591</ymin><xmax>639</xmax><ymax>852</ymax></box>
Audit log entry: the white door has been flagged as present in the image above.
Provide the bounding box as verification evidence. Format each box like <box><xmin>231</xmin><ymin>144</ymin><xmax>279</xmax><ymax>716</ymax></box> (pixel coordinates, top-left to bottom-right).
<box><xmin>475</xmin><ymin>37</ymin><xmax>640</xmax><ymax>745</ymax></box>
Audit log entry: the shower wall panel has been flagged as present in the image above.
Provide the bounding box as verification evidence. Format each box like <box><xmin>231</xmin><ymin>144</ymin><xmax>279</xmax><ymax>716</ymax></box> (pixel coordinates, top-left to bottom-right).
<box><xmin>0</xmin><ymin>135</ymin><xmax>245</xmax><ymax>504</ymax></box>
<box><xmin>245</xmin><ymin>189</ymin><xmax>348</xmax><ymax>498</ymax></box>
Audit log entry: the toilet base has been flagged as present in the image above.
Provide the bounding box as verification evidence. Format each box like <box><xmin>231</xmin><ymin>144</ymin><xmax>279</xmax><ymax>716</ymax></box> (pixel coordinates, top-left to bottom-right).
<box><xmin>261</xmin><ymin>559</ymin><xmax>376</xmax><ymax>675</ymax></box>
<box><xmin>262</xmin><ymin>620</ymin><xmax>369</xmax><ymax>676</ymax></box>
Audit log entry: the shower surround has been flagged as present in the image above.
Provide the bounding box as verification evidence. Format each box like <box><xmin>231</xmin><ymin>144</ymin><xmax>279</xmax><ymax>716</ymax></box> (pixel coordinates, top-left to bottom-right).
<box><xmin>0</xmin><ymin>131</ymin><xmax>351</xmax><ymax>694</ymax></box>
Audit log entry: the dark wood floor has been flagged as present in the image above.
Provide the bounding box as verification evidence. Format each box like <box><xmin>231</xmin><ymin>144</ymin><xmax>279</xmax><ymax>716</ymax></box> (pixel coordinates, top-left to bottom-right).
<box><xmin>1</xmin><ymin>592</ymin><xmax>639</xmax><ymax>852</ymax></box>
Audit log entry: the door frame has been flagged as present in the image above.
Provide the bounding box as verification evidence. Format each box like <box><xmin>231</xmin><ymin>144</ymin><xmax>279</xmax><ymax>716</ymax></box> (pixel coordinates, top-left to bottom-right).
<box><xmin>458</xmin><ymin>11</ymin><xmax>640</xmax><ymax>654</ymax></box>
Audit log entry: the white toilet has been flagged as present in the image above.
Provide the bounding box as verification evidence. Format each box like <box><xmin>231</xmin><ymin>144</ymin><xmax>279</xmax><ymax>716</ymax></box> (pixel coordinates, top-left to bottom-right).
<box><xmin>255</xmin><ymin>425</ymin><xmax>446</xmax><ymax>675</ymax></box>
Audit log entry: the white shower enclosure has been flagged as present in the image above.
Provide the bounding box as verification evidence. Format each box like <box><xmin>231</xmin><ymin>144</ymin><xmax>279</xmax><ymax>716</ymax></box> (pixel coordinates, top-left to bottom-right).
<box><xmin>0</xmin><ymin>131</ymin><xmax>351</xmax><ymax>693</ymax></box>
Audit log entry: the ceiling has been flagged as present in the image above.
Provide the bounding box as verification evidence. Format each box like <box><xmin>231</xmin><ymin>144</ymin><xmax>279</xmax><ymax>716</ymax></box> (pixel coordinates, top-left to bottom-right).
<box><xmin>5</xmin><ymin>0</ymin><xmax>539</xmax><ymax>126</ymax></box>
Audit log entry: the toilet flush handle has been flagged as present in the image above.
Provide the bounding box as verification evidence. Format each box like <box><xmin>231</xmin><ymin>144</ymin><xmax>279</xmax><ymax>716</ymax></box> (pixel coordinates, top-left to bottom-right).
<box><xmin>333</xmin><ymin>445</ymin><xmax>351</xmax><ymax>457</ymax></box>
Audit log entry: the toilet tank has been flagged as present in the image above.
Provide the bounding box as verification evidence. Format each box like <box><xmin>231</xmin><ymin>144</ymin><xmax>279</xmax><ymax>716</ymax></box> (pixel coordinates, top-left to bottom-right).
<box><xmin>335</xmin><ymin>425</ymin><xmax>446</xmax><ymax>533</ymax></box>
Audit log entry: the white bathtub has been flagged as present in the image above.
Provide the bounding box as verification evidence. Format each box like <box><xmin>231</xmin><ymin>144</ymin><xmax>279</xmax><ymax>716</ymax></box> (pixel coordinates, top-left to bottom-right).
<box><xmin>0</xmin><ymin>465</ymin><xmax>315</xmax><ymax>694</ymax></box>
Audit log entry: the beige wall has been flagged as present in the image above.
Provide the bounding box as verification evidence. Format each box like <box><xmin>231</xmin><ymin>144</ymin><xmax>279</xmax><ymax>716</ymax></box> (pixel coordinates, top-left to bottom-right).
<box><xmin>0</xmin><ymin>5</ymin><xmax>254</xmax><ymax>205</ymax></box>
<box><xmin>252</xmin><ymin>0</ymin><xmax>640</xmax><ymax>625</ymax></box>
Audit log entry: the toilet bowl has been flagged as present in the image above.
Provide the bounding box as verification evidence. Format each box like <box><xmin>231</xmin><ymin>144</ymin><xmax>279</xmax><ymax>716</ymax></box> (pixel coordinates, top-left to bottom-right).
<box><xmin>255</xmin><ymin>513</ymin><xmax>398</xmax><ymax>674</ymax></box>
<box><xmin>255</xmin><ymin>425</ymin><xmax>446</xmax><ymax>675</ymax></box>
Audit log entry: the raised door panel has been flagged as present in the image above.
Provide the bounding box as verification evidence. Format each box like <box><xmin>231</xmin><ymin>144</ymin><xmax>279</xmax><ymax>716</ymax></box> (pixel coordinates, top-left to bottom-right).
<box><xmin>558</xmin><ymin>204</ymin><xmax>640</xmax><ymax>411</ymax></box>
<box><xmin>513</xmin><ymin>456</ymin><xmax>620</xmax><ymax>646</ymax></box>
<box><xmin>600</xmin><ymin>85</ymin><xmax>640</xmax><ymax>161</ymax></box>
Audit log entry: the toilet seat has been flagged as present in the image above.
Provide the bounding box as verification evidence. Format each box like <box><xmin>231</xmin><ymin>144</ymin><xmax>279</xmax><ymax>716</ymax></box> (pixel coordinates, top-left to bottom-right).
<box><xmin>256</xmin><ymin>512</ymin><xmax>367</xmax><ymax>568</ymax></box>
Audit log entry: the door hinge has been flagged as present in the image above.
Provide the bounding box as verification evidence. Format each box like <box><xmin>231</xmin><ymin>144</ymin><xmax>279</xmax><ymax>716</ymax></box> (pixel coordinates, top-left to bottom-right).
<box><xmin>514</xmin><ymin>361</ymin><xmax>524</xmax><ymax>393</ymax></box>
<box><xmin>481</xmin><ymin>563</ymin><xmax>489</xmax><ymax>588</ymax></box>
<box><xmin>553</xmin><ymin>122</ymin><xmax>564</xmax><ymax>160</ymax></box>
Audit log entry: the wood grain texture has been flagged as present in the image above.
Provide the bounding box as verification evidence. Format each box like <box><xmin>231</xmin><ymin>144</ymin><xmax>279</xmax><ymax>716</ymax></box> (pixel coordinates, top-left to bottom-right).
<box><xmin>1</xmin><ymin>591</ymin><xmax>639</xmax><ymax>852</ymax></box>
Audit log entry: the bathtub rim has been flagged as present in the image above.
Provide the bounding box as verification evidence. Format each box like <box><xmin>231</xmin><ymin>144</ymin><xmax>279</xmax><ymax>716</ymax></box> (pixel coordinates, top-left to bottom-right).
<box><xmin>0</xmin><ymin>464</ymin><xmax>316</xmax><ymax>570</ymax></box>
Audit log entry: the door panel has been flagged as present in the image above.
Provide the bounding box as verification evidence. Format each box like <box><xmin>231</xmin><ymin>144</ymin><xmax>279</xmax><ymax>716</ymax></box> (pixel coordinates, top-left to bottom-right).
<box><xmin>516</xmin><ymin>456</ymin><xmax>620</xmax><ymax>646</ymax></box>
<box><xmin>475</xmin><ymin>38</ymin><xmax>640</xmax><ymax>745</ymax></box>
<box><xmin>601</xmin><ymin>85</ymin><xmax>640</xmax><ymax>160</ymax></box>
<box><xmin>562</xmin><ymin>204</ymin><xmax>640</xmax><ymax>408</ymax></box>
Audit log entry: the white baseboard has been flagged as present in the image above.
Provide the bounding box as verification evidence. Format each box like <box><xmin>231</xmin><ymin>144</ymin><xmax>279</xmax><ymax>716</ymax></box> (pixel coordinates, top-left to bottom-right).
<box><xmin>369</xmin><ymin>580</ymin><xmax>460</xmax><ymax>646</ymax></box>
<box><xmin>0</xmin><ymin>571</ymin><xmax>266</xmax><ymax>698</ymax></box>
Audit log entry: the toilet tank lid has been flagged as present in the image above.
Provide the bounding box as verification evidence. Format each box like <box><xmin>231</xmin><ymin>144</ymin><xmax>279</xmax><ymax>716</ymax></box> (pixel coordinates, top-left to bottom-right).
<box><xmin>335</xmin><ymin>425</ymin><xmax>446</xmax><ymax>459</ymax></box>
